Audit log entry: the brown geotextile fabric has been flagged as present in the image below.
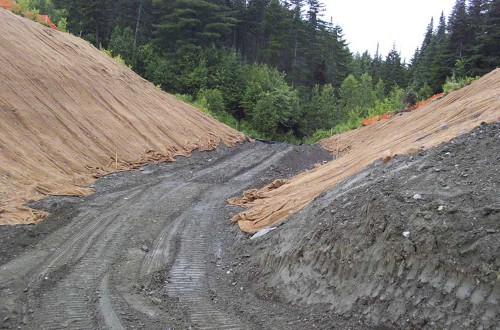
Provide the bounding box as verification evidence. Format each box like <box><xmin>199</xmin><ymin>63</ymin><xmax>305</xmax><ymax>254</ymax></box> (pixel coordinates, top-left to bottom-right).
<box><xmin>0</xmin><ymin>9</ymin><xmax>245</xmax><ymax>224</ymax></box>
<box><xmin>230</xmin><ymin>68</ymin><xmax>500</xmax><ymax>233</ymax></box>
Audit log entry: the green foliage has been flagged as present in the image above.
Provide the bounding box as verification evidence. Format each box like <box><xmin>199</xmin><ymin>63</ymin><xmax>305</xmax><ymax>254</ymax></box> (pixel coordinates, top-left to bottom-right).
<box><xmin>17</xmin><ymin>0</ymin><xmax>67</xmax><ymax>22</ymax></box>
<box><xmin>154</xmin><ymin>0</ymin><xmax>237</xmax><ymax>50</ymax></box>
<box><xmin>196</xmin><ymin>88</ymin><xmax>226</xmax><ymax>114</ymax></box>
<box><xmin>367</xmin><ymin>85</ymin><xmax>405</xmax><ymax>117</ymax></box>
<box><xmin>36</xmin><ymin>0</ymin><xmax>499</xmax><ymax>143</ymax></box>
<box><xmin>338</xmin><ymin>74</ymin><xmax>359</xmax><ymax>113</ymax></box>
<box><xmin>357</xmin><ymin>73</ymin><xmax>375</xmax><ymax>116</ymax></box>
<box><xmin>252</xmin><ymin>87</ymin><xmax>300</xmax><ymax>139</ymax></box>
<box><xmin>418</xmin><ymin>83</ymin><xmax>433</xmax><ymax>101</ymax></box>
<box><xmin>109</xmin><ymin>26</ymin><xmax>135</xmax><ymax>67</ymax></box>
<box><xmin>301</xmin><ymin>84</ymin><xmax>339</xmax><ymax>137</ymax></box>
<box><xmin>386</xmin><ymin>85</ymin><xmax>405</xmax><ymax>111</ymax></box>
<box><xmin>207</xmin><ymin>48</ymin><xmax>246</xmax><ymax>119</ymax></box>
<box><xmin>242</xmin><ymin>64</ymin><xmax>291</xmax><ymax>119</ymax></box>
<box><xmin>443</xmin><ymin>75</ymin><xmax>479</xmax><ymax>95</ymax></box>
<box><xmin>100</xmin><ymin>46</ymin><xmax>130</xmax><ymax>67</ymax></box>
<box><xmin>333</xmin><ymin>110</ymin><xmax>362</xmax><ymax>134</ymax></box>
<box><xmin>304</xmin><ymin>129</ymin><xmax>333</xmax><ymax>144</ymax></box>
<box><xmin>173</xmin><ymin>93</ymin><xmax>238</xmax><ymax>130</ymax></box>
<box><xmin>57</xmin><ymin>17</ymin><xmax>68</xmax><ymax>32</ymax></box>
<box><xmin>137</xmin><ymin>43</ymin><xmax>173</xmax><ymax>91</ymax></box>
<box><xmin>403</xmin><ymin>88</ymin><xmax>418</xmax><ymax>107</ymax></box>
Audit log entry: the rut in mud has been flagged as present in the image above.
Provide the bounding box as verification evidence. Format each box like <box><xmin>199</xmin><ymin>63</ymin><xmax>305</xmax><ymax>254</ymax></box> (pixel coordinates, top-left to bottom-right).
<box><xmin>0</xmin><ymin>142</ymin><xmax>331</xmax><ymax>329</ymax></box>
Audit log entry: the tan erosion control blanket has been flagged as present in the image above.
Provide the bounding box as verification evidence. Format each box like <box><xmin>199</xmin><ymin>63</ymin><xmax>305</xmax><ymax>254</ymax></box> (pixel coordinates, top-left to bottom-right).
<box><xmin>230</xmin><ymin>68</ymin><xmax>500</xmax><ymax>233</ymax></box>
<box><xmin>0</xmin><ymin>9</ymin><xmax>245</xmax><ymax>225</ymax></box>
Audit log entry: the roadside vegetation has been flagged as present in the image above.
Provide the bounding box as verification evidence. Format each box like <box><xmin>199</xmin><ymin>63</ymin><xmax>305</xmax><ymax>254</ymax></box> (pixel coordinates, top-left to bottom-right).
<box><xmin>10</xmin><ymin>0</ymin><xmax>500</xmax><ymax>142</ymax></box>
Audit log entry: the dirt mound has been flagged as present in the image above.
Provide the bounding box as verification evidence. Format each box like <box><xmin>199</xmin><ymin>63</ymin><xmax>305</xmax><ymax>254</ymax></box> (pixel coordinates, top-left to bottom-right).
<box><xmin>238</xmin><ymin>122</ymin><xmax>500</xmax><ymax>328</ymax></box>
<box><xmin>230</xmin><ymin>68</ymin><xmax>500</xmax><ymax>233</ymax></box>
<box><xmin>0</xmin><ymin>9</ymin><xmax>245</xmax><ymax>225</ymax></box>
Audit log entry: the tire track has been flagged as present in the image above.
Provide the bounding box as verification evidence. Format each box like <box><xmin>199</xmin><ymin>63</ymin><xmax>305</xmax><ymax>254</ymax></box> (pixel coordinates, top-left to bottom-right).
<box><xmin>28</xmin><ymin>181</ymin><xmax>171</xmax><ymax>329</ymax></box>
<box><xmin>0</xmin><ymin>142</ymin><xmax>331</xmax><ymax>329</ymax></box>
<box><xmin>262</xmin><ymin>236</ymin><xmax>500</xmax><ymax>328</ymax></box>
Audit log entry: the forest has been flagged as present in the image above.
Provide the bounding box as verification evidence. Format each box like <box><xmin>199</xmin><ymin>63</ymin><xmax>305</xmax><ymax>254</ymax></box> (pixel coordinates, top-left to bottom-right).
<box><xmin>14</xmin><ymin>0</ymin><xmax>500</xmax><ymax>142</ymax></box>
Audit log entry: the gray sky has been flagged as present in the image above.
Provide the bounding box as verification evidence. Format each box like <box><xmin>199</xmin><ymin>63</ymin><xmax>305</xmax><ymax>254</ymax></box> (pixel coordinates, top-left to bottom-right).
<box><xmin>324</xmin><ymin>0</ymin><xmax>456</xmax><ymax>62</ymax></box>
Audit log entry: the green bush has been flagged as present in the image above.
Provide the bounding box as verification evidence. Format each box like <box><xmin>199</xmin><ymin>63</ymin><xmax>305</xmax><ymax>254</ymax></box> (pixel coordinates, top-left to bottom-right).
<box><xmin>418</xmin><ymin>83</ymin><xmax>433</xmax><ymax>101</ymax></box>
<box><xmin>100</xmin><ymin>46</ymin><xmax>130</xmax><ymax>67</ymax></box>
<box><xmin>196</xmin><ymin>88</ymin><xmax>226</xmax><ymax>114</ymax></box>
<box><xmin>443</xmin><ymin>75</ymin><xmax>479</xmax><ymax>95</ymax></box>
<box><xmin>57</xmin><ymin>17</ymin><xmax>68</xmax><ymax>32</ymax></box>
<box><xmin>173</xmin><ymin>94</ymin><xmax>194</xmax><ymax>103</ymax></box>
<box><xmin>403</xmin><ymin>88</ymin><xmax>418</xmax><ymax>107</ymax></box>
<box><xmin>304</xmin><ymin>129</ymin><xmax>333</xmax><ymax>144</ymax></box>
<box><xmin>173</xmin><ymin>94</ymin><xmax>238</xmax><ymax>132</ymax></box>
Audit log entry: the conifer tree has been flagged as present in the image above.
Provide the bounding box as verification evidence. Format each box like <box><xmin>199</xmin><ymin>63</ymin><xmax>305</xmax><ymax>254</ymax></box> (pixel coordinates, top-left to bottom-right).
<box><xmin>478</xmin><ymin>0</ymin><xmax>500</xmax><ymax>73</ymax></box>
<box><xmin>429</xmin><ymin>12</ymin><xmax>450</xmax><ymax>91</ymax></box>
<box><xmin>262</xmin><ymin>0</ymin><xmax>292</xmax><ymax>70</ymax></box>
<box><xmin>447</xmin><ymin>0</ymin><xmax>469</xmax><ymax>60</ymax></box>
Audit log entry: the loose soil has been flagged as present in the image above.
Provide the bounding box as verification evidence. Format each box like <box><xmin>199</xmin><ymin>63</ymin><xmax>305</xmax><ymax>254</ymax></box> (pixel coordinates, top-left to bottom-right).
<box><xmin>0</xmin><ymin>141</ymin><xmax>333</xmax><ymax>329</ymax></box>
<box><xmin>228</xmin><ymin>122</ymin><xmax>500</xmax><ymax>329</ymax></box>
<box><xmin>2</xmin><ymin>122</ymin><xmax>498</xmax><ymax>329</ymax></box>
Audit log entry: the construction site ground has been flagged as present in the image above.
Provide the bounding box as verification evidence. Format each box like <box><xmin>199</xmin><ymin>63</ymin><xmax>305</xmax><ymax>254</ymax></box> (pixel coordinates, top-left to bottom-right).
<box><xmin>0</xmin><ymin>141</ymin><xmax>337</xmax><ymax>329</ymax></box>
<box><xmin>1</xmin><ymin>123</ymin><xmax>498</xmax><ymax>329</ymax></box>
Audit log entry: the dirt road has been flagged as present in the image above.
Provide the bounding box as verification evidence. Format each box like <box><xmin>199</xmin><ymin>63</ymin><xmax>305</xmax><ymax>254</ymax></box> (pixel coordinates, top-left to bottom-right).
<box><xmin>0</xmin><ymin>142</ymin><xmax>331</xmax><ymax>329</ymax></box>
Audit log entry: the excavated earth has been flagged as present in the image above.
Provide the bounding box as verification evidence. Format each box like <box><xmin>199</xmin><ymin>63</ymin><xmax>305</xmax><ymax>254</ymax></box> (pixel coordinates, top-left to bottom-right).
<box><xmin>1</xmin><ymin>122</ymin><xmax>498</xmax><ymax>329</ymax></box>
<box><xmin>228</xmin><ymin>122</ymin><xmax>500</xmax><ymax>329</ymax></box>
<box><xmin>0</xmin><ymin>141</ymin><xmax>334</xmax><ymax>329</ymax></box>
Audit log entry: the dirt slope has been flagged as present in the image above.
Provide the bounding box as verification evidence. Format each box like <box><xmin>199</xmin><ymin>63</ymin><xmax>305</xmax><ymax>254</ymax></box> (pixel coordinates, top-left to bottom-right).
<box><xmin>234</xmin><ymin>122</ymin><xmax>499</xmax><ymax>328</ymax></box>
<box><xmin>0</xmin><ymin>9</ymin><xmax>245</xmax><ymax>225</ymax></box>
<box><xmin>230</xmin><ymin>68</ymin><xmax>500</xmax><ymax>233</ymax></box>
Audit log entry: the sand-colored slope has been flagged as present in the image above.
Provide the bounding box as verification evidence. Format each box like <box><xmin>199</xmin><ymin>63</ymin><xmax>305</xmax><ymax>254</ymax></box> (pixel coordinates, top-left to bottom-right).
<box><xmin>0</xmin><ymin>9</ymin><xmax>245</xmax><ymax>225</ymax></box>
<box><xmin>231</xmin><ymin>68</ymin><xmax>500</xmax><ymax>233</ymax></box>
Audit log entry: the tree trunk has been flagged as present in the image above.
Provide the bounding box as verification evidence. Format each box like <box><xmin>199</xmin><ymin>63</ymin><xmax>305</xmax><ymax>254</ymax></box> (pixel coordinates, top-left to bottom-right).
<box><xmin>133</xmin><ymin>0</ymin><xmax>142</xmax><ymax>55</ymax></box>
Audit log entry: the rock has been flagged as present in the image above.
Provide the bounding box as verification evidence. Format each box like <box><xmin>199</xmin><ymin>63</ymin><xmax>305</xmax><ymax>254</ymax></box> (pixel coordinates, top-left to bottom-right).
<box><xmin>140</xmin><ymin>245</ymin><xmax>149</xmax><ymax>253</ymax></box>
<box><xmin>402</xmin><ymin>231</ymin><xmax>410</xmax><ymax>238</ymax></box>
<box><xmin>412</xmin><ymin>194</ymin><xmax>422</xmax><ymax>200</ymax></box>
<box><xmin>250</xmin><ymin>227</ymin><xmax>276</xmax><ymax>240</ymax></box>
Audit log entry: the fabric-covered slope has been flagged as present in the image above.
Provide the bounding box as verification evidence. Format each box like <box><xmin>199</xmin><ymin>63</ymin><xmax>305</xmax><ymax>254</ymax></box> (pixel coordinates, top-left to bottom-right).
<box><xmin>230</xmin><ymin>68</ymin><xmax>500</xmax><ymax>233</ymax></box>
<box><xmin>0</xmin><ymin>9</ymin><xmax>245</xmax><ymax>225</ymax></box>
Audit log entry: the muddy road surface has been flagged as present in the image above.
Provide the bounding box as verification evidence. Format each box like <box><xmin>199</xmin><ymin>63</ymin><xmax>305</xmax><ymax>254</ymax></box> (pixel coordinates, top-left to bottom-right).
<box><xmin>0</xmin><ymin>141</ymin><xmax>331</xmax><ymax>329</ymax></box>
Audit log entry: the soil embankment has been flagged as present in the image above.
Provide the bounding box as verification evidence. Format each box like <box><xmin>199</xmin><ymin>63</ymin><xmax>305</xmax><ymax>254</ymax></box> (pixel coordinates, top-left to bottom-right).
<box><xmin>230</xmin><ymin>69</ymin><xmax>500</xmax><ymax>233</ymax></box>
<box><xmin>0</xmin><ymin>9</ymin><xmax>244</xmax><ymax>225</ymax></box>
<box><xmin>230</xmin><ymin>122</ymin><xmax>500</xmax><ymax>328</ymax></box>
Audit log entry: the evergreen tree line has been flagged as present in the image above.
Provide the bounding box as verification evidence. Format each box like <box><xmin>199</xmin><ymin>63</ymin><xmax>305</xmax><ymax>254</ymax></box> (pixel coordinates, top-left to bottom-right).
<box><xmin>19</xmin><ymin>0</ymin><xmax>500</xmax><ymax>142</ymax></box>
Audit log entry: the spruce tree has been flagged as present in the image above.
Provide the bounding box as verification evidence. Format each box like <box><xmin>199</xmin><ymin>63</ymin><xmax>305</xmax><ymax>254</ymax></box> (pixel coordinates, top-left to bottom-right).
<box><xmin>464</xmin><ymin>0</ymin><xmax>486</xmax><ymax>75</ymax></box>
<box><xmin>478</xmin><ymin>0</ymin><xmax>500</xmax><ymax>73</ymax></box>
<box><xmin>447</xmin><ymin>0</ymin><xmax>469</xmax><ymax>63</ymax></box>
<box><xmin>429</xmin><ymin>12</ymin><xmax>450</xmax><ymax>91</ymax></box>
<box><xmin>262</xmin><ymin>0</ymin><xmax>292</xmax><ymax>70</ymax></box>
<box><xmin>154</xmin><ymin>0</ymin><xmax>236</xmax><ymax>51</ymax></box>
